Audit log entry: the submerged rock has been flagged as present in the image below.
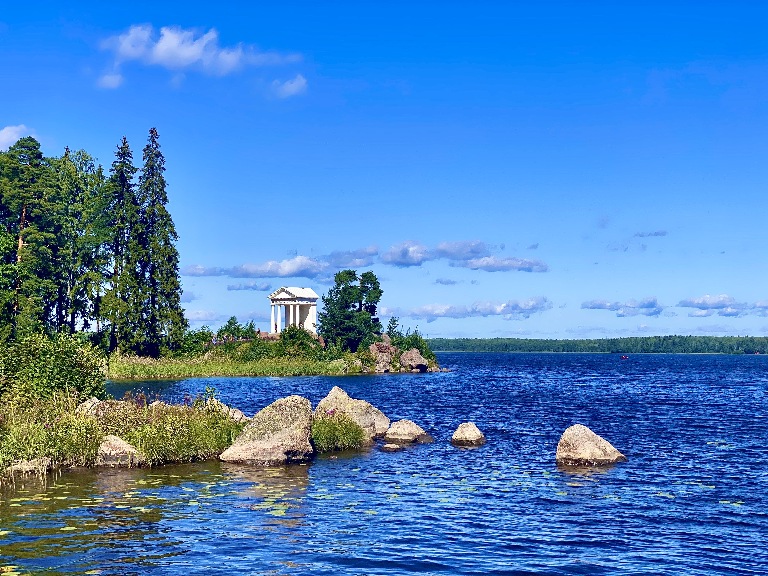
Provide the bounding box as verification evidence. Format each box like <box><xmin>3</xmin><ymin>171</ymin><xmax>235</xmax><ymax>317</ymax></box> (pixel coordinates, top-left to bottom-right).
<box><xmin>96</xmin><ymin>435</ymin><xmax>146</xmax><ymax>468</ymax></box>
<box><xmin>451</xmin><ymin>422</ymin><xmax>486</xmax><ymax>447</ymax></box>
<box><xmin>400</xmin><ymin>348</ymin><xmax>429</xmax><ymax>372</ymax></box>
<box><xmin>220</xmin><ymin>395</ymin><xmax>313</xmax><ymax>465</ymax></box>
<box><xmin>555</xmin><ymin>424</ymin><xmax>627</xmax><ymax>466</ymax></box>
<box><xmin>384</xmin><ymin>419</ymin><xmax>434</xmax><ymax>444</ymax></box>
<box><xmin>381</xmin><ymin>443</ymin><xmax>403</xmax><ymax>452</ymax></box>
<box><xmin>314</xmin><ymin>386</ymin><xmax>390</xmax><ymax>442</ymax></box>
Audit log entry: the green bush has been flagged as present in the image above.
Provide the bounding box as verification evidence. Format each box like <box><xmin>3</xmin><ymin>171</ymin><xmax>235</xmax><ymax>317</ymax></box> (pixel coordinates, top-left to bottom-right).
<box><xmin>0</xmin><ymin>333</ymin><xmax>106</xmax><ymax>399</ymax></box>
<box><xmin>0</xmin><ymin>393</ymin><xmax>102</xmax><ymax>471</ymax></box>
<box><xmin>276</xmin><ymin>325</ymin><xmax>321</xmax><ymax>358</ymax></box>
<box><xmin>98</xmin><ymin>395</ymin><xmax>245</xmax><ymax>466</ymax></box>
<box><xmin>311</xmin><ymin>412</ymin><xmax>366</xmax><ymax>452</ymax></box>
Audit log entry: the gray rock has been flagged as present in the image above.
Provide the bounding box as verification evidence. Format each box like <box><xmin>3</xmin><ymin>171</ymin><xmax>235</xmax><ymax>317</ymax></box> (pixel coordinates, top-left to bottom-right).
<box><xmin>206</xmin><ymin>398</ymin><xmax>249</xmax><ymax>423</ymax></box>
<box><xmin>555</xmin><ymin>424</ymin><xmax>627</xmax><ymax>466</ymax></box>
<box><xmin>400</xmin><ymin>348</ymin><xmax>429</xmax><ymax>372</ymax></box>
<box><xmin>5</xmin><ymin>457</ymin><xmax>53</xmax><ymax>475</ymax></box>
<box><xmin>451</xmin><ymin>422</ymin><xmax>486</xmax><ymax>446</ymax></box>
<box><xmin>220</xmin><ymin>395</ymin><xmax>314</xmax><ymax>465</ymax></box>
<box><xmin>75</xmin><ymin>397</ymin><xmax>101</xmax><ymax>416</ymax></box>
<box><xmin>384</xmin><ymin>419</ymin><xmax>434</xmax><ymax>444</ymax></box>
<box><xmin>96</xmin><ymin>435</ymin><xmax>146</xmax><ymax>467</ymax></box>
<box><xmin>381</xmin><ymin>443</ymin><xmax>403</xmax><ymax>452</ymax></box>
<box><xmin>369</xmin><ymin>341</ymin><xmax>399</xmax><ymax>373</ymax></box>
<box><xmin>314</xmin><ymin>386</ymin><xmax>390</xmax><ymax>442</ymax></box>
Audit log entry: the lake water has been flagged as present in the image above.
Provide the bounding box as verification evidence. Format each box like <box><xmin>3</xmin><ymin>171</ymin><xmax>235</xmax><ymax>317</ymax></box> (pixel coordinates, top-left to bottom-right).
<box><xmin>1</xmin><ymin>353</ymin><xmax>766</xmax><ymax>575</ymax></box>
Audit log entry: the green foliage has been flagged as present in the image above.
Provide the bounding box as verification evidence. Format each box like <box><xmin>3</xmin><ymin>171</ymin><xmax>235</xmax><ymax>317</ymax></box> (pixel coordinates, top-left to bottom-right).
<box><xmin>0</xmin><ymin>393</ymin><xmax>103</xmax><ymax>472</ymax></box>
<box><xmin>426</xmin><ymin>335</ymin><xmax>768</xmax><ymax>354</ymax></box>
<box><xmin>0</xmin><ymin>333</ymin><xmax>106</xmax><ymax>399</ymax></box>
<box><xmin>311</xmin><ymin>412</ymin><xmax>366</xmax><ymax>452</ymax></box>
<box><xmin>216</xmin><ymin>316</ymin><xmax>258</xmax><ymax>341</ymax></box>
<box><xmin>97</xmin><ymin>396</ymin><xmax>244</xmax><ymax>466</ymax></box>
<box><xmin>177</xmin><ymin>326</ymin><xmax>214</xmax><ymax>357</ymax></box>
<box><xmin>276</xmin><ymin>325</ymin><xmax>321</xmax><ymax>358</ymax></box>
<box><xmin>386</xmin><ymin>317</ymin><xmax>436</xmax><ymax>362</ymax></box>
<box><xmin>318</xmin><ymin>269</ymin><xmax>383</xmax><ymax>352</ymax></box>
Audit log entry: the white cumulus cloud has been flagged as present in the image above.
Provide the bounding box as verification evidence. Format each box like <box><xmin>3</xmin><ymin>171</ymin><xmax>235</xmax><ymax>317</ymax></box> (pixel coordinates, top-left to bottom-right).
<box><xmin>0</xmin><ymin>124</ymin><xmax>32</xmax><ymax>149</ymax></box>
<box><xmin>272</xmin><ymin>74</ymin><xmax>308</xmax><ymax>98</ymax></box>
<box><xmin>408</xmin><ymin>297</ymin><xmax>552</xmax><ymax>323</ymax></box>
<box><xmin>99</xmin><ymin>24</ymin><xmax>302</xmax><ymax>88</ymax></box>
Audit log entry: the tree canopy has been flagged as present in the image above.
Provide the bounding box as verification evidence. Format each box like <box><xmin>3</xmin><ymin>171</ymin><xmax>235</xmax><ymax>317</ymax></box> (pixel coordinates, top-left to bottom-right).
<box><xmin>318</xmin><ymin>269</ymin><xmax>382</xmax><ymax>352</ymax></box>
<box><xmin>0</xmin><ymin>130</ymin><xmax>186</xmax><ymax>357</ymax></box>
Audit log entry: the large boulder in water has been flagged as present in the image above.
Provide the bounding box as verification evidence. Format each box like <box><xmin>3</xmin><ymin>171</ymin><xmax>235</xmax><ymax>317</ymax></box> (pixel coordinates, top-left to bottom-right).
<box><xmin>451</xmin><ymin>422</ymin><xmax>486</xmax><ymax>447</ymax></box>
<box><xmin>384</xmin><ymin>419</ymin><xmax>434</xmax><ymax>444</ymax></box>
<box><xmin>400</xmin><ymin>348</ymin><xmax>429</xmax><ymax>372</ymax></box>
<box><xmin>314</xmin><ymin>386</ymin><xmax>389</xmax><ymax>442</ymax></box>
<box><xmin>220</xmin><ymin>395</ymin><xmax>314</xmax><ymax>465</ymax></box>
<box><xmin>555</xmin><ymin>424</ymin><xmax>627</xmax><ymax>466</ymax></box>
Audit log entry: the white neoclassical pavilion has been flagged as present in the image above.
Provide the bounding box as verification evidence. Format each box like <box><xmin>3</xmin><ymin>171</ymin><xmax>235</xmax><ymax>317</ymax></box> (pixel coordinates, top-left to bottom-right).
<box><xmin>268</xmin><ymin>287</ymin><xmax>319</xmax><ymax>334</ymax></box>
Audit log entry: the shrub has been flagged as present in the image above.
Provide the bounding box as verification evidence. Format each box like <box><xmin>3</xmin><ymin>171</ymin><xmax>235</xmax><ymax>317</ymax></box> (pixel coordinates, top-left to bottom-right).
<box><xmin>0</xmin><ymin>333</ymin><xmax>106</xmax><ymax>399</ymax></box>
<box><xmin>311</xmin><ymin>412</ymin><xmax>366</xmax><ymax>452</ymax></box>
<box><xmin>276</xmin><ymin>325</ymin><xmax>321</xmax><ymax>358</ymax></box>
<box><xmin>0</xmin><ymin>393</ymin><xmax>102</xmax><ymax>472</ymax></box>
<box><xmin>98</xmin><ymin>395</ymin><xmax>244</xmax><ymax>466</ymax></box>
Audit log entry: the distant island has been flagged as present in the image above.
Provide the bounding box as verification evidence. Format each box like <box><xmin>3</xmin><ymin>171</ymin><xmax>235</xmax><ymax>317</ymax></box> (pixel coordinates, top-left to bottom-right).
<box><xmin>427</xmin><ymin>335</ymin><xmax>768</xmax><ymax>355</ymax></box>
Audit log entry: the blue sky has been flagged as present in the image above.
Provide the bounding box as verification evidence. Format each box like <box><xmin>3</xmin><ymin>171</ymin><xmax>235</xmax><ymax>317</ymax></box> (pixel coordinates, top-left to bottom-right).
<box><xmin>2</xmin><ymin>2</ymin><xmax>768</xmax><ymax>338</ymax></box>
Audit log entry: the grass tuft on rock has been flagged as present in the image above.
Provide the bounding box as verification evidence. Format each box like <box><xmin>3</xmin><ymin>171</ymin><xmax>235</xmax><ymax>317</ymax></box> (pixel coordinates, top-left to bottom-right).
<box><xmin>311</xmin><ymin>412</ymin><xmax>366</xmax><ymax>453</ymax></box>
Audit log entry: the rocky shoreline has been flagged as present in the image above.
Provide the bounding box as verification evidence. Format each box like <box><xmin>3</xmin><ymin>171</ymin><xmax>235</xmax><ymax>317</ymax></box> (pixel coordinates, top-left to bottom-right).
<box><xmin>4</xmin><ymin>386</ymin><xmax>627</xmax><ymax>477</ymax></box>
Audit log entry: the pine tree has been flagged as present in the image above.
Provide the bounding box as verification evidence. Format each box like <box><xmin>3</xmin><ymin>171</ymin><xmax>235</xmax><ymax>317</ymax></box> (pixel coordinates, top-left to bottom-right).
<box><xmin>101</xmin><ymin>137</ymin><xmax>141</xmax><ymax>353</ymax></box>
<box><xmin>136</xmin><ymin>128</ymin><xmax>187</xmax><ymax>357</ymax></box>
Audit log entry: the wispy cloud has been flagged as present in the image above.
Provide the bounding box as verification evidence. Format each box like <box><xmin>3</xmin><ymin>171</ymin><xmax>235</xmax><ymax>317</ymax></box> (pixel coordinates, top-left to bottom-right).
<box><xmin>227</xmin><ymin>282</ymin><xmax>273</xmax><ymax>291</ymax></box>
<box><xmin>185</xmin><ymin>310</ymin><xmax>226</xmax><ymax>323</ymax></box>
<box><xmin>0</xmin><ymin>124</ymin><xmax>33</xmax><ymax>149</ymax></box>
<box><xmin>434</xmin><ymin>278</ymin><xmax>460</xmax><ymax>285</ymax></box>
<box><xmin>581</xmin><ymin>297</ymin><xmax>664</xmax><ymax>317</ymax></box>
<box><xmin>678</xmin><ymin>294</ymin><xmax>748</xmax><ymax>317</ymax></box>
<box><xmin>380</xmin><ymin>240</ymin><xmax>548</xmax><ymax>272</ymax></box>
<box><xmin>99</xmin><ymin>24</ymin><xmax>301</xmax><ymax>88</ymax></box>
<box><xmin>180</xmin><ymin>291</ymin><xmax>197</xmax><ymax>303</ymax></box>
<box><xmin>634</xmin><ymin>230</ymin><xmax>668</xmax><ymax>238</ymax></box>
<box><xmin>408</xmin><ymin>297</ymin><xmax>552</xmax><ymax>323</ymax></box>
<box><xmin>272</xmin><ymin>74</ymin><xmax>307</xmax><ymax>98</ymax></box>
<box><xmin>183</xmin><ymin>255</ymin><xmax>327</xmax><ymax>279</ymax></box>
<box><xmin>457</xmin><ymin>256</ymin><xmax>548</xmax><ymax>273</ymax></box>
<box><xmin>325</xmin><ymin>246</ymin><xmax>378</xmax><ymax>268</ymax></box>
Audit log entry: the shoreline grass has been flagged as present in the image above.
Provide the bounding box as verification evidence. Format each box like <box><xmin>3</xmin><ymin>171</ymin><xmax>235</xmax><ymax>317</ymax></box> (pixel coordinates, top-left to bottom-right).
<box><xmin>107</xmin><ymin>354</ymin><xmax>353</xmax><ymax>380</ymax></box>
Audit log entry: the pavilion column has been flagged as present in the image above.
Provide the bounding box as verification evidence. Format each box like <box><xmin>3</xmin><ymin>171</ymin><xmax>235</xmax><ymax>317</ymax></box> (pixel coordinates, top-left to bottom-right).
<box><xmin>277</xmin><ymin>305</ymin><xmax>282</xmax><ymax>333</ymax></box>
<box><xmin>270</xmin><ymin>304</ymin><xmax>275</xmax><ymax>334</ymax></box>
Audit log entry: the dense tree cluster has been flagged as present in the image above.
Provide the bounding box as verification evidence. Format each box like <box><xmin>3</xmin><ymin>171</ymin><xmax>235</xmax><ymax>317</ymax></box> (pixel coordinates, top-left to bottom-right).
<box><xmin>318</xmin><ymin>269</ymin><xmax>382</xmax><ymax>352</ymax></box>
<box><xmin>0</xmin><ymin>130</ymin><xmax>186</xmax><ymax>357</ymax></box>
<box><xmin>427</xmin><ymin>335</ymin><xmax>768</xmax><ymax>355</ymax></box>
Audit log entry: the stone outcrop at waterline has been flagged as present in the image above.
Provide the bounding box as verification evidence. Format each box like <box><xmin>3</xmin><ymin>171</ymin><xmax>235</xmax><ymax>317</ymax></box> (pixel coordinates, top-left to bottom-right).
<box><xmin>555</xmin><ymin>424</ymin><xmax>627</xmax><ymax>466</ymax></box>
<box><xmin>314</xmin><ymin>386</ymin><xmax>390</xmax><ymax>443</ymax></box>
<box><xmin>220</xmin><ymin>395</ymin><xmax>314</xmax><ymax>466</ymax></box>
<box><xmin>451</xmin><ymin>422</ymin><xmax>486</xmax><ymax>447</ymax></box>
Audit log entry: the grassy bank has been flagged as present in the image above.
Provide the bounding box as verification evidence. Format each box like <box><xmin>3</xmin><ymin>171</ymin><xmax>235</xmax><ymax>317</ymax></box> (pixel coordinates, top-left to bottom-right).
<box><xmin>0</xmin><ymin>391</ymin><xmax>245</xmax><ymax>477</ymax></box>
<box><xmin>107</xmin><ymin>353</ymin><xmax>359</xmax><ymax>380</ymax></box>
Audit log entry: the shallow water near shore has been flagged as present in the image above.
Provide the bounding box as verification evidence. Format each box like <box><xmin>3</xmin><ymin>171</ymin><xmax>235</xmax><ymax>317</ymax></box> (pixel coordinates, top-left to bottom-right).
<box><xmin>1</xmin><ymin>352</ymin><xmax>767</xmax><ymax>575</ymax></box>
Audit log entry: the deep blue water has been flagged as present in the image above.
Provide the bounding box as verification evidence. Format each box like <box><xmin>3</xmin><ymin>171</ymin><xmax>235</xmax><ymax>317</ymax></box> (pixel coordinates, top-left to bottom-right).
<box><xmin>1</xmin><ymin>353</ymin><xmax>767</xmax><ymax>575</ymax></box>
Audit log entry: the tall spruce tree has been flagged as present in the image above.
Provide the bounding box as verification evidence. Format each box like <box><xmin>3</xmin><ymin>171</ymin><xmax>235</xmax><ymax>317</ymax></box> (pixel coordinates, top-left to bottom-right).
<box><xmin>101</xmin><ymin>137</ymin><xmax>141</xmax><ymax>353</ymax></box>
<box><xmin>136</xmin><ymin>128</ymin><xmax>187</xmax><ymax>357</ymax></box>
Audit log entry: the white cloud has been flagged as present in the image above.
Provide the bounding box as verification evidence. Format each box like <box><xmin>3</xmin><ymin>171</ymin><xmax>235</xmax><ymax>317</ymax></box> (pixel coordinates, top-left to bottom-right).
<box><xmin>381</xmin><ymin>241</ymin><xmax>432</xmax><ymax>267</ymax></box>
<box><xmin>227</xmin><ymin>282</ymin><xmax>273</xmax><ymax>291</ymax></box>
<box><xmin>272</xmin><ymin>74</ymin><xmax>308</xmax><ymax>98</ymax></box>
<box><xmin>408</xmin><ymin>297</ymin><xmax>552</xmax><ymax>322</ymax></box>
<box><xmin>325</xmin><ymin>246</ymin><xmax>378</xmax><ymax>268</ymax></box>
<box><xmin>433</xmin><ymin>240</ymin><xmax>491</xmax><ymax>260</ymax></box>
<box><xmin>582</xmin><ymin>297</ymin><xmax>664</xmax><ymax>317</ymax></box>
<box><xmin>458</xmin><ymin>256</ymin><xmax>549</xmax><ymax>273</ymax></box>
<box><xmin>100</xmin><ymin>24</ymin><xmax>302</xmax><ymax>87</ymax></box>
<box><xmin>97</xmin><ymin>72</ymin><xmax>124</xmax><ymax>89</ymax></box>
<box><xmin>678</xmin><ymin>294</ymin><xmax>749</xmax><ymax>317</ymax></box>
<box><xmin>185</xmin><ymin>310</ymin><xmax>225</xmax><ymax>322</ymax></box>
<box><xmin>0</xmin><ymin>124</ymin><xmax>32</xmax><ymax>149</ymax></box>
<box><xmin>231</xmin><ymin>255</ymin><xmax>327</xmax><ymax>278</ymax></box>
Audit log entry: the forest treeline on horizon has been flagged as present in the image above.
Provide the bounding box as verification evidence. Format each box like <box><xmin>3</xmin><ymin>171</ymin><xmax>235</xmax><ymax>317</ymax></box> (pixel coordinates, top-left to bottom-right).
<box><xmin>427</xmin><ymin>335</ymin><xmax>768</xmax><ymax>354</ymax></box>
<box><xmin>0</xmin><ymin>130</ymin><xmax>186</xmax><ymax>357</ymax></box>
